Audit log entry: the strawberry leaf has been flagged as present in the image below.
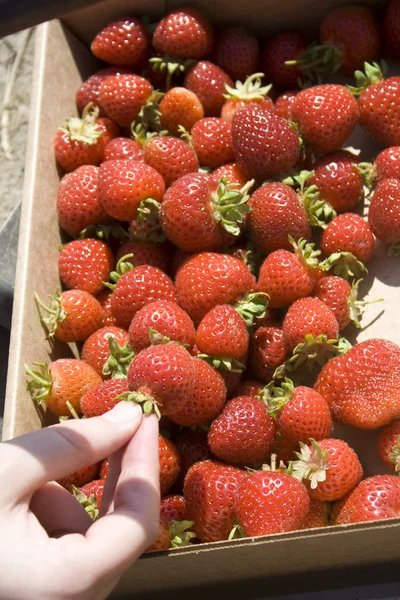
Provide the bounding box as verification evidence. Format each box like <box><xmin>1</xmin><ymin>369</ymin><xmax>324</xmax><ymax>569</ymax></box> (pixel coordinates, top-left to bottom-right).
<box><xmin>34</xmin><ymin>289</ymin><xmax>67</xmax><ymax>338</ymax></box>
<box><xmin>234</xmin><ymin>292</ymin><xmax>269</xmax><ymax>328</ymax></box>
<box><xmin>212</xmin><ymin>177</ymin><xmax>254</xmax><ymax>237</ymax></box>
<box><xmin>25</xmin><ymin>362</ymin><xmax>53</xmax><ymax>404</ymax></box>
<box><xmin>291</xmin><ymin>439</ymin><xmax>330</xmax><ymax>489</ymax></box>
<box><xmin>103</xmin><ymin>253</ymin><xmax>135</xmax><ymax>290</ymax></box>
<box><xmin>59</xmin><ymin>103</ymin><xmax>103</xmax><ymax>144</ymax></box>
<box><xmin>320</xmin><ymin>252</ymin><xmax>368</xmax><ymax>280</ymax></box>
<box><xmin>169</xmin><ymin>520</ymin><xmax>197</xmax><ymax>547</ymax></box>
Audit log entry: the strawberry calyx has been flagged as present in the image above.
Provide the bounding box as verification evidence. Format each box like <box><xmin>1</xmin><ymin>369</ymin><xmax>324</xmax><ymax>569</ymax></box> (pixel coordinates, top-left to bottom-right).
<box><xmin>388</xmin><ymin>242</ymin><xmax>400</xmax><ymax>257</ymax></box>
<box><xmin>150</xmin><ymin>56</ymin><xmax>197</xmax><ymax>90</ymax></box>
<box><xmin>291</xmin><ymin>438</ymin><xmax>330</xmax><ymax>489</ymax></box>
<box><xmin>234</xmin><ymin>292</ymin><xmax>270</xmax><ymax>328</ymax></box>
<box><xmin>169</xmin><ymin>520</ymin><xmax>197</xmax><ymax>548</ymax></box>
<box><xmin>59</xmin><ymin>103</ymin><xmax>104</xmax><ymax>145</ymax></box>
<box><xmin>34</xmin><ymin>290</ymin><xmax>67</xmax><ymax>338</ymax></box>
<box><xmin>228</xmin><ymin>242</ymin><xmax>264</xmax><ymax>277</ymax></box>
<box><xmin>285</xmin><ymin>42</ymin><xmax>343</xmax><ymax>84</ymax></box>
<box><xmin>228</xmin><ymin>522</ymin><xmax>246</xmax><ymax>540</ymax></box>
<box><xmin>72</xmin><ymin>485</ymin><xmax>99</xmax><ymax>520</ymax></box>
<box><xmin>354</xmin><ymin>162</ymin><xmax>377</xmax><ymax>196</ymax></box>
<box><xmin>25</xmin><ymin>361</ymin><xmax>52</xmax><ymax>404</ymax></box>
<box><xmin>130</xmin><ymin>198</ymin><xmax>166</xmax><ymax>243</ymax></box>
<box><xmin>283</xmin><ymin>170</ymin><xmax>336</xmax><ymax>228</ymax></box>
<box><xmin>198</xmin><ymin>354</ymin><xmax>246</xmax><ymax>373</ymax></box>
<box><xmin>260</xmin><ymin>453</ymin><xmax>291</xmax><ymax>473</ymax></box>
<box><xmin>149</xmin><ymin>327</ymin><xmax>171</xmax><ymax>345</ymax></box>
<box><xmin>177</xmin><ymin>124</ymin><xmax>193</xmax><ymax>147</ymax></box>
<box><xmin>117</xmin><ymin>389</ymin><xmax>161</xmax><ymax>419</ymax></box>
<box><xmin>319</xmin><ymin>252</ymin><xmax>368</xmax><ymax>280</ymax></box>
<box><xmin>347</xmin><ymin>279</ymin><xmax>384</xmax><ymax>328</ymax></box>
<box><xmin>258</xmin><ymin>378</ymin><xmax>295</xmax><ymax>417</ymax></box>
<box><xmin>347</xmin><ymin>61</ymin><xmax>387</xmax><ymax>96</ymax></box>
<box><xmin>131</xmin><ymin>91</ymin><xmax>168</xmax><ymax>144</ymax></box>
<box><xmin>223</xmin><ymin>72</ymin><xmax>272</xmax><ymax>101</ymax></box>
<box><xmin>212</xmin><ymin>177</ymin><xmax>254</xmax><ymax>236</ymax></box>
<box><xmin>78</xmin><ymin>222</ymin><xmax>130</xmax><ymax>241</ymax></box>
<box><xmin>388</xmin><ymin>435</ymin><xmax>400</xmax><ymax>473</ymax></box>
<box><xmin>289</xmin><ymin>236</ymin><xmax>323</xmax><ymax>271</ymax></box>
<box><xmin>103</xmin><ymin>253</ymin><xmax>135</xmax><ymax>290</ymax></box>
<box><xmin>102</xmin><ymin>336</ymin><xmax>135</xmax><ymax>379</ymax></box>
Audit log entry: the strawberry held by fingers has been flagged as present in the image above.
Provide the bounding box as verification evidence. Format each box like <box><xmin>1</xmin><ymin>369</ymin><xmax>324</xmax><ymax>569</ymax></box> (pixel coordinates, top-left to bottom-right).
<box><xmin>57</xmin><ymin>463</ymin><xmax>100</xmax><ymax>493</ymax></box>
<box><xmin>159</xmin><ymin>435</ymin><xmax>181</xmax><ymax>496</ymax></box>
<box><xmin>91</xmin><ymin>18</ymin><xmax>150</xmax><ymax>67</ymax></box>
<box><xmin>184</xmin><ymin>61</ymin><xmax>233</xmax><ymax>117</ymax></box>
<box><xmin>368</xmin><ymin>178</ymin><xmax>400</xmax><ymax>254</ymax></box>
<box><xmin>377</xmin><ymin>420</ymin><xmax>400</xmax><ymax>472</ymax></box>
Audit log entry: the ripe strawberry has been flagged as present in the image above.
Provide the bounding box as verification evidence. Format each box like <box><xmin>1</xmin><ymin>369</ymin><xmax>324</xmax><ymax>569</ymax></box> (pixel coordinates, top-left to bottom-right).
<box><xmin>291</xmin><ymin>84</ymin><xmax>358</xmax><ymax>154</ymax></box>
<box><xmin>35</xmin><ymin>289</ymin><xmax>103</xmax><ymax>343</ymax></box>
<box><xmin>213</xmin><ymin>27</ymin><xmax>259</xmax><ymax>82</ymax></box>
<box><xmin>174</xmin><ymin>429</ymin><xmax>213</xmax><ymax>489</ymax></box>
<box><xmin>76</xmin><ymin>67</ymin><xmax>132</xmax><ymax>116</ymax></box>
<box><xmin>299</xmin><ymin>497</ymin><xmax>330</xmax><ymax>530</ymax></box>
<box><xmin>104</xmin><ymin>137</ymin><xmax>144</xmax><ymax>162</ymax></box>
<box><xmin>321</xmin><ymin>213</ymin><xmax>375</xmax><ymax>265</ymax></box>
<box><xmin>220</xmin><ymin>73</ymin><xmax>274</xmax><ymax>124</ymax></box>
<box><xmin>184</xmin><ymin>61</ymin><xmax>233</xmax><ymax>117</ymax></box>
<box><xmin>99</xmin><ymin>74</ymin><xmax>153</xmax><ymax>128</ymax></box>
<box><xmin>211</xmin><ymin>163</ymin><xmax>248</xmax><ymax>188</ymax></box>
<box><xmin>81</xmin><ymin>325</ymin><xmax>129</xmax><ymax>377</ymax></box>
<box><xmin>248</xmin><ymin>326</ymin><xmax>287</xmax><ymax>384</ymax></box>
<box><xmin>232</xmin><ymin>104</ymin><xmax>300</xmax><ymax>181</ymax></box>
<box><xmin>168</xmin><ymin>357</ymin><xmax>226</xmax><ymax>427</ymax></box>
<box><xmin>274</xmin><ymin>90</ymin><xmax>298</xmax><ymax>121</ymax></box>
<box><xmin>272</xmin><ymin>434</ymin><xmax>300</xmax><ymax>464</ymax></box>
<box><xmin>152</xmin><ymin>7</ymin><xmax>213</xmax><ymax>59</ymax></box>
<box><xmin>159</xmin><ymin>87</ymin><xmax>204</xmax><ymax>134</ymax></box>
<box><xmin>261</xmin><ymin>32</ymin><xmax>307</xmax><ymax>91</ymax></box>
<box><xmin>314</xmin><ymin>339</ymin><xmax>400</xmax><ymax>429</ymax></box>
<box><xmin>116</xmin><ymin>240</ymin><xmax>171</xmax><ymax>274</ymax></box>
<box><xmin>91</xmin><ymin>18</ymin><xmax>150</xmax><ymax>67</ymax></box>
<box><xmin>333</xmin><ymin>475</ymin><xmax>400</xmax><ymax>525</ymax></box>
<box><xmin>128</xmin><ymin>300</ymin><xmax>195</xmax><ymax>353</ymax></box>
<box><xmin>57</xmin><ymin>463</ymin><xmax>100</xmax><ymax>493</ymax></box>
<box><xmin>191</xmin><ymin>118</ymin><xmax>234</xmax><ymax>169</ymax></box>
<box><xmin>247</xmin><ymin>182</ymin><xmax>311</xmax><ymax>254</ymax></box>
<box><xmin>96</xmin><ymin>288</ymin><xmax>118</xmax><ymax>327</ymax></box>
<box><xmin>368</xmin><ymin>178</ymin><xmax>400</xmax><ymax>252</ymax></box>
<box><xmin>25</xmin><ymin>359</ymin><xmax>102</xmax><ymax>417</ymax></box>
<box><xmin>282</xmin><ymin>297</ymin><xmax>339</xmax><ymax>354</ymax></box>
<box><xmin>236</xmin><ymin>379</ymin><xmax>264</xmax><ymax>397</ymax></box>
<box><xmin>78</xmin><ymin>479</ymin><xmax>105</xmax><ymax>512</ymax></box>
<box><xmin>308</xmin><ymin>151</ymin><xmax>363</xmax><ymax>213</ymax></box>
<box><xmin>208</xmin><ymin>396</ymin><xmax>276</xmax><ymax>466</ymax></box>
<box><xmin>374</xmin><ymin>146</ymin><xmax>400</xmax><ymax>181</ymax></box>
<box><xmin>98</xmin><ymin>160</ymin><xmax>165</xmax><ymax>222</ymax></box>
<box><xmin>384</xmin><ymin>0</ymin><xmax>400</xmax><ymax>58</ymax></box>
<box><xmin>57</xmin><ymin>165</ymin><xmax>107</xmax><ymax>238</ymax></box>
<box><xmin>100</xmin><ymin>458</ymin><xmax>109</xmax><ymax>479</ymax></box>
<box><xmin>160</xmin><ymin>435</ymin><xmax>181</xmax><ymax>496</ymax></box>
<box><xmin>146</xmin><ymin>520</ymin><xmax>171</xmax><ymax>552</ymax></box>
<box><xmin>314</xmin><ymin>276</ymin><xmax>368</xmax><ymax>330</ymax></box>
<box><xmin>184</xmin><ymin>460</ymin><xmax>247</xmax><ymax>542</ymax></box>
<box><xmin>144</xmin><ymin>136</ymin><xmax>198</xmax><ymax>187</ymax></box>
<box><xmin>127</xmin><ymin>342</ymin><xmax>194</xmax><ymax>417</ymax></box>
<box><xmin>196</xmin><ymin>304</ymin><xmax>249</xmax><ymax>362</ymax></box>
<box><xmin>58</xmin><ymin>239</ymin><xmax>115</xmax><ymax>296</ymax></box>
<box><xmin>377</xmin><ymin>420</ymin><xmax>400</xmax><ymax>472</ymax></box>
<box><xmin>175</xmin><ymin>252</ymin><xmax>256</xmax><ymax>325</ymax></box>
<box><xmin>80</xmin><ymin>378</ymin><xmax>129</xmax><ymax>418</ymax></box>
<box><xmin>160</xmin><ymin>495</ymin><xmax>186</xmax><ymax>523</ymax></box>
<box><xmin>235</xmin><ymin>470</ymin><xmax>310</xmax><ymax>537</ymax></box>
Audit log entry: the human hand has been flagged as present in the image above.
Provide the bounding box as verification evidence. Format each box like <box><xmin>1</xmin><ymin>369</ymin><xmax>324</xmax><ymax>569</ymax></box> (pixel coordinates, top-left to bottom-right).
<box><xmin>0</xmin><ymin>402</ymin><xmax>160</xmax><ymax>600</ymax></box>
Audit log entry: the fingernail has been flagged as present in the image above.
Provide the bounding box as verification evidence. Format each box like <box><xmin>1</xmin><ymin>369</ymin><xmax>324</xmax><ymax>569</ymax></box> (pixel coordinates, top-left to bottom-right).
<box><xmin>102</xmin><ymin>402</ymin><xmax>142</xmax><ymax>424</ymax></box>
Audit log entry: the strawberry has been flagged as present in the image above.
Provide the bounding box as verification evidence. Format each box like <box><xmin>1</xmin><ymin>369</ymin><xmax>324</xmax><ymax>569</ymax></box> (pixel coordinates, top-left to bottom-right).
<box><xmin>236</xmin><ymin>379</ymin><xmax>264</xmax><ymax>397</ymax></box>
<box><xmin>321</xmin><ymin>213</ymin><xmax>375</xmax><ymax>268</ymax></box>
<box><xmin>81</xmin><ymin>325</ymin><xmax>130</xmax><ymax>377</ymax></box>
<box><xmin>191</xmin><ymin>118</ymin><xmax>234</xmax><ymax>169</ymax></box>
<box><xmin>168</xmin><ymin>357</ymin><xmax>226</xmax><ymax>427</ymax></box>
<box><xmin>314</xmin><ymin>339</ymin><xmax>400</xmax><ymax>429</ymax></box>
<box><xmin>272</xmin><ymin>434</ymin><xmax>300</xmax><ymax>464</ymax></box>
<box><xmin>291</xmin><ymin>84</ymin><xmax>358</xmax><ymax>154</ymax></box>
<box><xmin>160</xmin><ymin>495</ymin><xmax>186</xmax><ymax>523</ymax></box>
<box><xmin>174</xmin><ymin>429</ymin><xmax>214</xmax><ymax>489</ymax></box>
<box><xmin>144</xmin><ymin>136</ymin><xmax>199</xmax><ymax>187</ymax></box>
<box><xmin>152</xmin><ymin>7</ymin><xmax>213</xmax><ymax>60</ymax></box>
<box><xmin>299</xmin><ymin>497</ymin><xmax>330</xmax><ymax>530</ymax></box>
<box><xmin>80</xmin><ymin>378</ymin><xmax>129</xmax><ymax>418</ymax></box>
<box><xmin>208</xmin><ymin>396</ymin><xmax>276</xmax><ymax>466</ymax></box>
<box><xmin>196</xmin><ymin>304</ymin><xmax>249</xmax><ymax>363</ymax></box>
<box><xmin>314</xmin><ymin>276</ymin><xmax>371</xmax><ymax>330</ymax></box>
<box><xmin>384</xmin><ymin>0</ymin><xmax>400</xmax><ymax>58</ymax></box>
<box><xmin>159</xmin><ymin>87</ymin><xmax>204</xmax><ymax>134</ymax></box>
<box><xmin>184</xmin><ymin>61</ymin><xmax>233</xmax><ymax>117</ymax></box>
<box><xmin>333</xmin><ymin>475</ymin><xmax>400</xmax><ymax>525</ymax></box>
<box><xmin>211</xmin><ymin>163</ymin><xmax>249</xmax><ymax>188</ymax></box>
<box><xmin>262</xmin><ymin>379</ymin><xmax>332</xmax><ymax>444</ymax></box>
<box><xmin>54</xmin><ymin>105</ymin><xmax>119</xmax><ymax>172</ymax></box>
<box><xmin>368</xmin><ymin>178</ymin><xmax>400</xmax><ymax>253</ymax></box>
<box><xmin>57</xmin><ymin>165</ymin><xmax>107</xmax><ymax>238</ymax></box>
<box><xmin>76</xmin><ymin>67</ymin><xmax>132</xmax><ymax>116</ymax></box>
<box><xmin>99</xmin><ymin>74</ymin><xmax>153</xmax><ymax>128</ymax></box>
<box><xmin>175</xmin><ymin>252</ymin><xmax>256</xmax><ymax>325</ymax></box>
<box><xmin>274</xmin><ymin>90</ymin><xmax>298</xmax><ymax>121</ymax></box>
<box><xmin>232</xmin><ymin>104</ymin><xmax>300</xmax><ymax>181</ymax></box>
<box><xmin>128</xmin><ymin>300</ymin><xmax>195</xmax><ymax>353</ymax></box>
<box><xmin>161</xmin><ymin>173</ymin><xmax>252</xmax><ymax>253</ymax></box>
<box><xmin>146</xmin><ymin>520</ymin><xmax>171</xmax><ymax>552</ymax></box>
<box><xmin>247</xmin><ymin>182</ymin><xmax>311</xmax><ymax>254</ymax></box>
<box><xmin>248</xmin><ymin>326</ymin><xmax>287</xmax><ymax>384</ymax></box>
<box><xmin>213</xmin><ymin>27</ymin><xmax>259</xmax><ymax>82</ymax></box>
<box><xmin>374</xmin><ymin>146</ymin><xmax>400</xmax><ymax>181</ymax></box>
<box><xmin>377</xmin><ymin>420</ymin><xmax>400</xmax><ymax>472</ymax></box>
<box><xmin>91</xmin><ymin>18</ymin><xmax>150</xmax><ymax>67</ymax></box>
<box><xmin>104</xmin><ymin>137</ymin><xmax>144</xmax><ymax>162</ymax></box>
<box><xmin>184</xmin><ymin>460</ymin><xmax>247</xmax><ymax>542</ymax></box>
<box><xmin>35</xmin><ymin>289</ymin><xmax>103</xmax><ymax>343</ymax></box>
<box><xmin>159</xmin><ymin>434</ymin><xmax>181</xmax><ymax>496</ymax></box>
<box><xmin>282</xmin><ymin>297</ymin><xmax>339</xmax><ymax>354</ymax></box>
<box><xmin>220</xmin><ymin>73</ymin><xmax>274</xmax><ymax>124</ymax></box>
<box><xmin>58</xmin><ymin>239</ymin><xmax>115</xmax><ymax>296</ymax></box>
<box><xmin>126</xmin><ymin>342</ymin><xmax>194</xmax><ymax>417</ymax></box>
<box><xmin>235</xmin><ymin>470</ymin><xmax>310</xmax><ymax>537</ymax></box>
<box><xmin>100</xmin><ymin>458</ymin><xmax>109</xmax><ymax>480</ymax></box>
<box><xmin>116</xmin><ymin>240</ymin><xmax>171</xmax><ymax>274</ymax></box>
<box><xmin>110</xmin><ymin>265</ymin><xmax>176</xmax><ymax>329</ymax></box>
<box><xmin>57</xmin><ymin>463</ymin><xmax>100</xmax><ymax>493</ymax></box>
<box><xmin>25</xmin><ymin>359</ymin><xmax>102</xmax><ymax>417</ymax></box>
<box><xmin>98</xmin><ymin>159</ymin><xmax>165</xmax><ymax>222</ymax></box>
<box><xmin>261</xmin><ymin>32</ymin><xmax>307</xmax><ymax>91</ymax></box>
<box><xmin>78</xmin><ymin>479</ymin><xmax>105</xmax><ymax>512</ymax></box>
<box><xmin>96</xmin><ymin>288</ymin><xmax>118</xmax><ymax>327</ymax></box>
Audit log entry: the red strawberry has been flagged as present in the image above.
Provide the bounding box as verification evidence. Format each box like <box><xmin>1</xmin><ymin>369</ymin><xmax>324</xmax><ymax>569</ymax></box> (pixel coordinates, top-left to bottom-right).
<box><xmin>99</xmin><ymin>74</ymin><xmax>153</xmax><ymax>128</ymax></box>
<box><xmin>58</xmin><ymin>239</ymin><xmax>115</xmax><ymax>296</ymax></box>
<box><xmin>314</xmin><ymin>276</ymin><xmax>368</xmax><ymax>330</ymax></box>
<box><xmin>96</xmin><ymin>288</ymin><xmax>118</xmax><ymax>327</ymax></box>
<box><xmin>100</xmin><ymin>458</ymin><xmax>109</xmax><ymax>480</ymax></box>
<box><xmin>213</xmin><ymin>27</ymin><xmax>259</xmax><ymax>82</ymax></box>
<box><xmin>80</xmin><ymin>378</ymin><xmax>129</xmax><ymax>418</ymax></box>
<box><xmin>91</xmin><ymin>18</ymin><xmax>150</xmax><ymax>67</ymax></box>
<box><xmin>159</xmin><ymin>435</ymin><xmax>181</xmax><ymax>496</ymax></box>
<box><xmin>321</xmin><ymin>213</ymin><xmax>375</xmax><ymax>265</ymax></box>
<box><xmin>274</xmin><ymin>90</ymin><xmax>298</xmax><ymax>121</ymax></box>
<box><xmin>184</xmin><ymin>61</ymin><xmax>233</xmax><ymax>117</ymax></box>
<box><xmin>291</xmin><ymin>84</ymin><xmax>358</xmax><ymax>154</ymax></box>
<box><xmin>220</xmin><ymin>73</ymin><xmax>274</xmax><ymax>124</ymax></box>
<box><xmin>160</xmin><ymin>495</ymin><xmax>186</xmax><ymax>523</ymax></box>
<box><xmin>159</xmin><ymin>87</ymin><xmax>204</xmax><ymax>134</ymax></box>
<box><xmin>76</xmin><ymin>67</ymin><xmax>132</xmax><ymax>116</ymax></box>
<box><xmin>248</xmin><ymin>326</ymin><xmax>287</xmax><ymax>384</ymax></box>
<box><xmin>314</xmin><ymin>339</ymin><xmax>400</xmax><ymax>429</ymax></box>
<box><xmin>191</xmin><ymin>118</ymin><xmax>234</xmax><ymax>169</ymax></box>
<box><xmin>81</xmin><ymin>325</ymin><xmax>130</xmax><ymax>377</ymax></box>
<box><xmin>57</xmin><ymin>463</ymin><xmax>100</xmax><ymax>493</ymax></box>
<box><xmin>333</xmin><ymin>475</ymin><xmax>400</xmax><ymax>525</ymax></box>
<box><xmin>261</xmin><ymin>32</ymin><xmax>307</xmax><ymax>91</ymax></box>
<box><xmin>282</xmin><ymin>297</ymin><xmax>339</xmax><ymax>354</ymax></box>
<box><xmin>235</xmin><ymin>470</ymin><xmax>310</xmax><ymax>537</ymax></box>
<box><xmin>208</xmin><ymin>396</ymin><xmax>276</xmax><ymax>466</ymax></box>
<box><xmin>128</xmin><ymin>300</ymin><xmax>195</xmax><ymax>353</ymax></box>
<box><xmin>184</xmin><ymin>460</ymin><xmax>247</xmax><ymax>542</ymax></box>
<box><xmin>25</xmin><ymin>359</ymin><xmax>102</xmax><ymax>417</ymax></box>
<box><xmin>196</xmin><ymin>304</ymin><xmax>249</xmax><ymax>362</ymax></box>
<box><xmin>57</xmin><ymin>165</ymin><xmax>107</xmax><ymax>238</ymax></box>
<box><xmin>299</xmin><ymin>497</ymin><xmax>330</xmax><ymax>530</ymax></box>
<box><xmin>377</xmin><ymin>420</ymin><xmax>400</xmax><ymax>472</ymax></box>
<box><xmin>144</xmin><ymin>136</ymin><xmax>199</xmax><ymax>187</ymax></box>
<box><xmin>152</xmin><ymin>7</ymin><xmax>213</xmax><ymax>59</ymax></box>
<box><xmin>116</xmin><ymin>240</ymin><xmax>171</xmax><ymax>274</ymax></box>
<box><xmin>236</xmin><ymin>379</ymin><xmax>264</xmax><ymax>397</ymax></box>
<box><xmin>384</xmin><ymin>0</ymin><xmax>400</xmax><ymax>58</ymax></box>
<box><xmin>168</xmin><ymin>357</ymin><xmax>226</xmax><ymax>427</ymax></box>
<box><xmin>175</xmin><ymin>252</ymin><xmax>256</xmax><ymax>325</ymax></box>
<box><xmin>368</xmin><ymin>178</ymin><xmax>400</xmax><ymax>252</ymax></box>
<box><xmin>232</xmin><ymin>104</ymin><xmax>300</xmax><ymax>181</ymax></box>
<box><xmin>174</xmin><ymin>429</ymin><xmax>214</xmax><ymax>489</ymax></box>
<box><xmin>146</xmin><ymin>520</ymin><xmax>171</xmax><ymax>552</ymax></box>
<box><xmin>272</xmin><ymin>434</ymin><xmax>300</xmax><ymax>464</ymax></box>
<box><xmin>211</xmin><ymin>163</ymin><xmax>248</xmax><ymax>188</ymax></box>
<box><xmin>79</xmin><ymin>479</ymin><xmax>105</xmax><ymax>511</ymax></box>
<box><xmin>104</xmin><ymin>137</ymin><xmax>144</xmax><ymax>162</ymax></box>
<box><xmin>374</xmin><ymin>146</ymin><xmax>400</xmax><ymax>181</ymax></box>
<box><xmin>127</xmin><ymin>342</ymin><xmax>194</xmax><ymax>417</ymax></box>
<box><xmin>98</xmin><ymin>160</ymin><xmax>165</xmax><ymax>222</ymax></box>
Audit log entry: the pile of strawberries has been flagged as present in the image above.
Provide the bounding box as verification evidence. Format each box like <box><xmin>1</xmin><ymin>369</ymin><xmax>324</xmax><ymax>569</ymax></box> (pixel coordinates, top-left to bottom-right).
<box><xmin>25</xmin><ymin>0</ymin><xmax>400</xmax><ymax>551</ymax></box>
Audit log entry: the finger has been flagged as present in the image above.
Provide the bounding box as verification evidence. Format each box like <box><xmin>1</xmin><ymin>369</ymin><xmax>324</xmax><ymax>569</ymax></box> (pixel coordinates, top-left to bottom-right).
<box><xmin>0</xmin><ymin>402</ymin><xmax>143</xmax><ymax>505</ymax></box>
<box><xmin>98</xmin><ymin>448</ymin><xmax>124</xmax><ymax>516</ymax></box>
<box><xmin>30</xmin><ymin>482</ymin><xmax>92</xmax><ymax>536</ymax></box>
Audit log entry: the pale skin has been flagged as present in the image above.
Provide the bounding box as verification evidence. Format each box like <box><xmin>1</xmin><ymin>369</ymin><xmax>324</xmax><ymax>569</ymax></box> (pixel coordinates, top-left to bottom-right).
<box><xmin>0</xmin><ymin>402</ymin><xmax>160</xmax><ymax>600</ymax></box>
